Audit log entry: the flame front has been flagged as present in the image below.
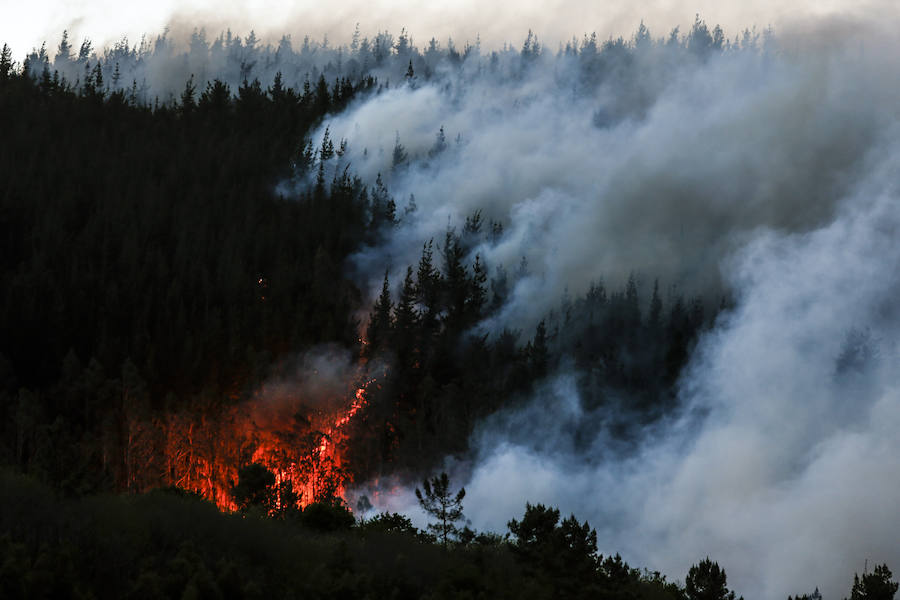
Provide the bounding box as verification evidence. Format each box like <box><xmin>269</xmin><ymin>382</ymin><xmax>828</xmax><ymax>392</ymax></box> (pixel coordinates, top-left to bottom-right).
<box><xmin>159</xmin><ymin>378</ymin><xmax>374</xmax><ymax>512</ymax></box>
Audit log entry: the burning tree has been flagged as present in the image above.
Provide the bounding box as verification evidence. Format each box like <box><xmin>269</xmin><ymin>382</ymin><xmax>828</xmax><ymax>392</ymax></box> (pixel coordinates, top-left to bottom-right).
<box><xmin>151</xmin><ymin>375</ymin><xmax>374</xmax><ymax>513</ymax></box>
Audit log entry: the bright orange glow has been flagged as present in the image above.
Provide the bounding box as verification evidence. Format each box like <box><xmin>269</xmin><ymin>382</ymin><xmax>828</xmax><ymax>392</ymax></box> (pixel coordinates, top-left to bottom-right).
<box><xmin>161</xmin><ymin>377</ymin><xmax>375</xmax><ymax>512</ymax></box>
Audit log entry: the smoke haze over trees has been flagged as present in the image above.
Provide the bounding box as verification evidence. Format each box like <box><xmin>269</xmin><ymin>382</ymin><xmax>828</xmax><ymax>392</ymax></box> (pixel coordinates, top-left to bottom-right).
<box><xmin>2</xmin><ymin>12</ymin><xmax>900</xmax><ymax>600</ymax></box>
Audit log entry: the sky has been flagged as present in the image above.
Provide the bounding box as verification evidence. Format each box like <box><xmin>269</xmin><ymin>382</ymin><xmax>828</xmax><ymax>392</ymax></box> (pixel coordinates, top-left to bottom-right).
<box><xmin>1</xmin><ymin>0</ymin><xmax>891</xmax><ymax>59</ymax></box>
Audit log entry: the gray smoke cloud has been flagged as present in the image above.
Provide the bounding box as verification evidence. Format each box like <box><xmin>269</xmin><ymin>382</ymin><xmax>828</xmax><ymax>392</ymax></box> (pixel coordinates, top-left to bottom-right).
<box><xmin>456</xmin><ymin>150</ymin><xmax>900</xmax><ymax>598</ymax></box>
<box><xmin>317</xmin><ymin>21</ymin><xmax>898</xmax><ymax>333</ymax></box>
<box><xmin>5</xmin><ymin>0</ymin><xmax>896</xmax><ymax>64</ymax></box>
<box><xmin>331</xmin><ymin>19</ymin><xmax>900</xmax><ymax>600</ymax></box>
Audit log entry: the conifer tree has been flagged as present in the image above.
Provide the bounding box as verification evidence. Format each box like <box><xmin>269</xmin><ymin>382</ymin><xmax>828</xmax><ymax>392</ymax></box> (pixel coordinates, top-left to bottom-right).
<box><xmin>847</xmin><ymin>564</ymin><xmax>899</xmax><ymax>600</ymax></box>
<box><xmin>415</xmin><ymin>472</ymin><xmax>466</xmax><ymax>548</ymax></box>
<box><xmin>365</xmin><ymin>271</ymin><xmax>393</xmax><ymax>357</ymax></box>
<box><xmin>685</xmin><ymin>558</ymin><xmax>740</xmax><ymax>600</ymax></box>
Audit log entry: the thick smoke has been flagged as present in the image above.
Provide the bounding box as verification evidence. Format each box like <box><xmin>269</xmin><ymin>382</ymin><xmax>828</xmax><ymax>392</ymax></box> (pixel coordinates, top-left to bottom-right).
<box><xmin>332</xmin><ymin>20</ymin><xmax>900</xmax><ymax>600</ymax></box>
<box><xmin>6</xmin><ymin>0</ymin><xmax>894</xmax><ymax>67</ymax></box>
<box><xmin>456</xmin><ymin>147</ymin><xmax>900</xmax><ymax>598</ymax></box>
<box><xmin>318</xmin><ymin>21</ymin><xmax>898</xmax><ymax>333</ymax></box>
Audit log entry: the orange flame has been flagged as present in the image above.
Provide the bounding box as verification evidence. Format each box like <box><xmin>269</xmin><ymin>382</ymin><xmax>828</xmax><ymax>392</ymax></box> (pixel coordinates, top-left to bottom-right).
<box><xmin>161</xmin><ymin>377</ymin><xmax>375</xmax><ymax>512</ymax></box>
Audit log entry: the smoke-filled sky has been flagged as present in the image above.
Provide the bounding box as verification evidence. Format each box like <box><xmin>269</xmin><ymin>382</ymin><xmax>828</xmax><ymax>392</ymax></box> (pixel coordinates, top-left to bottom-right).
<box><xmin>1</xmin><ymin>0</ymin><xmax>895</xmax><ymax>59</ymax></box>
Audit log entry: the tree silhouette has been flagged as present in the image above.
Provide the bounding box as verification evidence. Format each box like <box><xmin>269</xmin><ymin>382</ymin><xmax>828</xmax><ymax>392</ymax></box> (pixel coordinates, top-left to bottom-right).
<box><xmin>686</xmin><ymin>558</ymin><xmax>740</xmax><ymax>600</ymax></box>
<box><xmin>231</xmin><ymin>463</ymin><xmax>276</xmax><ymax>514</ymax></box>
<box><xmin>847</xmin><ymin>564</ymin><xmax>899</xmax><ymax>600</ymax></box>
<box><xmin>415</xmin><ymin>472</ymin><xmax>465</xmax><ymax>547</ymax></box>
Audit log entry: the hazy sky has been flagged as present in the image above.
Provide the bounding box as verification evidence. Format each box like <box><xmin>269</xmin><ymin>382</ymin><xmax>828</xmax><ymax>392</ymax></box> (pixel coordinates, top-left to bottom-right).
<box><xmin>2</xmin><ymin>0</ymin><xmax>889</xmax><ymax>59</ymax></box>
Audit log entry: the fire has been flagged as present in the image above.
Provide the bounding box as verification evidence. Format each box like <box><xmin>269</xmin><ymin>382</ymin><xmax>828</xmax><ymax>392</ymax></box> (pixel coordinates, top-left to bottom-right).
<box><xmin>159</xmin><ymin>376</ymin><xmax>375</xmax><ymax>513</ymax></box>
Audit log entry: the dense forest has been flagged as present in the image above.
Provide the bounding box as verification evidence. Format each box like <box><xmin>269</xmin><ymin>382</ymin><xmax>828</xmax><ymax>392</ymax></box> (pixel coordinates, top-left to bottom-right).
<box><xmin>2</xmin><ymin>14</ymin><xmax>899</xmax><ymax>599</ymax></box>
<box><xmin>0</xmin><ymin>26</ymin><xmax>715</xmax><ymax>502</ymax></box>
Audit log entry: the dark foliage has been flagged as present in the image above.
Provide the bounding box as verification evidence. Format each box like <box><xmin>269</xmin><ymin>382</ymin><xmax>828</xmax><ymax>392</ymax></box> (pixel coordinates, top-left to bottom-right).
<box><xmin>846</xmin><ymin>565</ymin><xmax>899</xmax><ymax>600</ymax></box>
<box><xmin>685</xmin><ymin>558</ymin><xmax>741</xmax><ymax>600</ymax></box>
<box><xmin>416</xmin><ymin>471</ymin><xmax>466</xmax><ymax>547</ymax></box>
<box><xmin>2</xmin><ymin>28</ymin><xmax>716</xmax><ymax>527</ymax></box>
<box><xmin>0</xmin><ymin>62</ymin><xmax>375</xmax><ymax>492</ymax></box>
<box><xmin>231</xmin><ymin>463</ymin><xmax>277</xmax><ymax>513</ymax></box>
<box><xmin>0</xmin><ymin>470</ymin><xmax>700</xmax><ymax>600</ymax></box>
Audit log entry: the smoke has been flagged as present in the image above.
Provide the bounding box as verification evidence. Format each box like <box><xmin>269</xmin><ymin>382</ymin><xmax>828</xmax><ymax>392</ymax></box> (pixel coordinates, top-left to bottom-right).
<box><xmin>452</xmin><ymin>121</ymin><xmax>900</xmax><ymax>600</ymax></box>
<box><xmin>317</xmin><ymin>21</ymin><xmax>898</xmax><ymax>333</ymax></box>
<box><xmin>329</xmin><ymin>19</ymin><xmax>900</xmax><ymax>600</ymax></box>
<box><xmin>5</xmin><ymin>0</ymin><xmax>897</xmax><ymax>64</ymax></box>
<box><xmin>11</xmin><ymin>10</ymin><xmax>900</xmax><ymax>597</ymax></box>
<box><xmin>249</xmin><ymin>345</ymin><xmax>362</xmax><ymax>425</ymax></box>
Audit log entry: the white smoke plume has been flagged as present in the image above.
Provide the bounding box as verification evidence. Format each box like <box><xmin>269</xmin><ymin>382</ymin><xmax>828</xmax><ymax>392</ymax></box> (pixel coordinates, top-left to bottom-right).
<box><xmin>317</xmin><ymin>20</ymin><xmax>899</xmax><ymax>333</ymax></box>
<box><xmin>457</xmin><ymin>148</ymin><xmax>900</xmax><ymax>598</ymax></box>
<box><xmin>5</xmin><ymin>0</ymin><xmax>896</xmax><ymax>66</ymax></box>
<box><xmin>334</xmin><ymin>18</ymin><xmax>900</xmax><ymax>600</ymax></box>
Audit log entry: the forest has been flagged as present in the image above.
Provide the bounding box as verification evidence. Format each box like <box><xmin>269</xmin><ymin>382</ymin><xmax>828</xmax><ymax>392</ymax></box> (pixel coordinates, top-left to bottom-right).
<box><xmin>1</xmin><ymin>15</ymin><xmax>899</xmax><ymax>599</ymax></box>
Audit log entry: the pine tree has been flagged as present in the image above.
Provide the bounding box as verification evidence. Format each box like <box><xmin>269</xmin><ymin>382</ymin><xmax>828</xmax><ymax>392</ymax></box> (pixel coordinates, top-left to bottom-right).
<box><xmin>416</xmin><ymin>240</ymin><xmax>442</xmax><ymax>331</ymax></box>
<box><xmin>415</xmin><ymin>472</ymin><xmax>466</xmax><ymax>548</ymax></box>
<box><xmin>392</xmin><ymin>131</ymin><xmax>408</xmax><ymax>169</ymax></box>
<box><xmin>685</xmin><ymin>558</ymin><xmax>740</xmax><ymax>600</ymax></box>
<box><xmin>56</xmin><ymin>31</ymin><xmax>73</xmax><ymax>63</ymax></box>
<box><xmin>441</xmin><ymin>229</ymin><xmax>467</xmax><ymax>328</ymax></box>
<box><xmin>393</xmin><ymin>266</ymin><xmax>420</xmax><ymax>373</ymax></box>
<box><xmin>180</xmin><ymin>75</ymin><xmax>197</xmax><ymax>114</ymax></box>
<box><xmin>370</xmin><ymin>173</ymin><xmax>396</xmax><ymax>231</ymax></box>
<box><xmin>0</xmin><ymin>44</ymin><xmax>12</xmax><ymax>81</ymax></box>
<box><xmin>467</xmin><ymin>254</ymin><xmax>487</xmax><ymax>321</ymax></box>
<box><xmin>365</xmin><ymin>271</ymin><xmax>393</xmax><ymax>357</ymax></box>
<box><xmin>847</xmin><ymin>564</ymin><xmax>899</xmax><ymax>600</ymax></box>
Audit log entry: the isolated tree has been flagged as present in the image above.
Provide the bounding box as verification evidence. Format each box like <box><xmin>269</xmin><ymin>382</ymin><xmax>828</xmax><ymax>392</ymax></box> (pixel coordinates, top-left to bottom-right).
<box><xmin>846</xmin><ymin>564</ymin><xmax>899</xmax><ymax>600</ymax></box>
<box><xmin>56</xmin><ymin>30</ymin><xmax>73</xmax><ymax>63</ymax></box>
<box><xmin>686</xmin><ymin>558</ymin><xmax>740</xmax><ymax>600</ymax></box>
<box><xmin>415</xmin><ymin>472</ymin><xmax>466</xmax><ymax>547</ymax></box>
